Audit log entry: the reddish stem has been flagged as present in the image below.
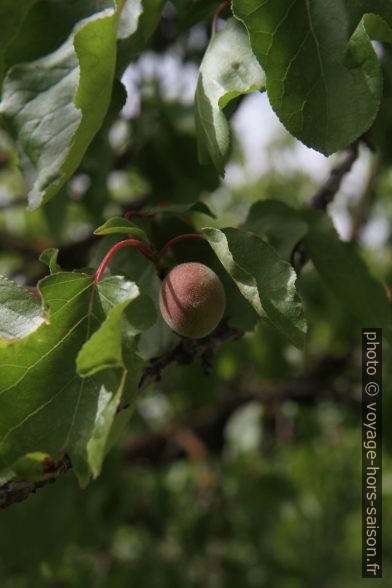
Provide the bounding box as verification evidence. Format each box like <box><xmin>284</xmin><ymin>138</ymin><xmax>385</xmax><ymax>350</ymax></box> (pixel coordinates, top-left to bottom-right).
<box><xmin>158</xmin><ymin>233</ymin><xmax>205</xmax><ymax>260</ymax></box>
<box><xmin>95</xmin><ymin>239</ymin><xmax>156</xmax><ymax>283</ymax></box>
<box><xmin>124</xmin><ymin>211</ymin><xmax>149</xmax><ymax>220</ymax></box>
<box><xmin>211</xmin><ymin>0</ymin><xmax>230</xmax><ymax>35</ymax></box>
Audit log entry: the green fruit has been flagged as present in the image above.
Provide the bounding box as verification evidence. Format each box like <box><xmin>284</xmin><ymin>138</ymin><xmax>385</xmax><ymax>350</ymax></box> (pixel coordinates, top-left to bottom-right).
<box><xmin>159</xmin><ymin>262</ymin><xmax>226</xmax><ymax>339</ymax></box>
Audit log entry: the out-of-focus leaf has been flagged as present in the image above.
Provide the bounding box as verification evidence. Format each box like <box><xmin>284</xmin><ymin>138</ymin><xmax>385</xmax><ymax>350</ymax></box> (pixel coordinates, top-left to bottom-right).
<box><xmin>81</xmin><ymin>78</ymin><xmax>127</xmax><ymax>221</ymax></box>
<box><xmin>303</xmin><ymin>209</ymin><xmax>392</xmax><ymax>341</ymax></box>
<box><xmin>203</xmin><ymin>227</ymin><xmax>306</xmax><ymax>349</ymax></box>
<box><xmin>135</xmin><ymin>103</ymin><xmax>220</xmax><ymax>204</ymax></box>
<box><xmin>195</xmin><ymin>18</ymin><xmax>264</xmax><ymax>174</ymax></box>
<box><xmin>0</xmin><ymin>1</ymin><xmax>38</xmax><ymax>85</ymax></box>
<box><xmin>244</xmin><ymin>200</ymin><xmax>308</xmax><ymax>260</ymax></box>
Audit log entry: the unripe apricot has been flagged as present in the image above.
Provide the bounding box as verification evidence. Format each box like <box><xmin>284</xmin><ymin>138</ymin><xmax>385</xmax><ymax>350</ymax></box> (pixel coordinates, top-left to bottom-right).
<box><xmin>159</xmin><ymin>262</ymin><xmax>226</xmax><ymax>339</ymax></box>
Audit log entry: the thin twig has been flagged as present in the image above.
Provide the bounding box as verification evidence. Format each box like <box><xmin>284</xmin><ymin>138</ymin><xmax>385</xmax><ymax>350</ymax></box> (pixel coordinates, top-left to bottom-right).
<box><xmin>138</xmin><ymin>322</ymin><xmax>243</xmax><ymax>394</ymax></box>
<box><xmin>310</xmin><ymin>140</ymin><xmax>359</xmax><ymax>210</ymax></box>
<box><xmin>349</xmin><ymin>155</ymin><xmax>381</xmax><ymax>242</ymax></box>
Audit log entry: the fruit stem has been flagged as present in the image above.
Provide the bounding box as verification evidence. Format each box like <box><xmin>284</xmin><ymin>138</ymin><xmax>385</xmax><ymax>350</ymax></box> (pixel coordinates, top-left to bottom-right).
<box><xmin>95</xmin><ymin>239</ymin><xmax>156</xmax><ymax>283</ymax></box>
<box><xmin>158</xmin><ymin>233</ymin><xmax>205</xmax><ymax>260</ymax></box>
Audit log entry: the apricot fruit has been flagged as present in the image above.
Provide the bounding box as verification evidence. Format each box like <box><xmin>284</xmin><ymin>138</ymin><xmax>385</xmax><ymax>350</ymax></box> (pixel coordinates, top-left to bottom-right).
<box><xmin>159</xmin><ymin>262</ymin><xmax>226</xmax><ymax>338</ymax></box>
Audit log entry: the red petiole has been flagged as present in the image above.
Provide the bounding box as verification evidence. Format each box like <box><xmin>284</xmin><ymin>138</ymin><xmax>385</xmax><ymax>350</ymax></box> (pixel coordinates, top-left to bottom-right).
<box><xmin>95</xmin><ymin>239</ymin><xmax>156</xmax><ymax>283</ymax></box>
<box><xmin>158</xmin><ymin>233</ymin><xmax>205</xmax><ymax>260</ymax></box>
<box><xmin>95</xmin><ymin>232</ymin><xmax>205</xmax><ymax>284</ymax></box>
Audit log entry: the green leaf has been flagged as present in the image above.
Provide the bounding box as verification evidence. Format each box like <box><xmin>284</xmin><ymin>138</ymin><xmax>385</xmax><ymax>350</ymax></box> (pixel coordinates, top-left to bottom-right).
<box><xmin>195</xmin><ymin>18</ymin><xmax>265</xmax><ymax>174</ymax></box>
<box><xmin>86</xmin><ymin>351</ymin><xmax>144</xmax><ymax>478</ymax></box>
<box><xmin>123</xmin><ymin>294</ymin><xmax>157</xmax><ymax>337</ymax></box>
<box><xmin>94</xmin><ymin>217</ymin><xmax>149</xmax><ymax>241</ymax></box>
<box><xmin>39</xmin><ymin>248</ymin><xmax>61</xmax><ymax>274</ymax></box>
<box><xmin>244</xmin><ymin>200</ymin><xmax>308</xmax><ymax>260</ymax></box>
<box><xmin>233</xmin><ymin>1</ymin><xmax>392</xmax><ymax>155</ymax></box>
<box><xmin>0</xmin><ymin>1</ymin><xmax>38</xmax><ymax>85</ymax></box>
<box><xmin>81</xmin><ymin>78</ymin><xmax>127</xmax><ymax>221</ymax></box>
<box><xmin>0</xmin><ymin>276</ymin><xmax>44</xmax><ymax>341</ymax></box>
<box><xmin>0</xmin><ymin>273</ymin><xmax>143</xmax><ymax>485</ymax></box>
<box><xmin>203</xmin><ymin>227</ymin><xmax>306</xmax><ymax>349</ymax></box>
<box><xmin>76</xmin><ymin>279</ymin><xmax>140</xmax><ymax>377</ymax></box>
<box><xmin>0</xmin><ymin>1</ymin><xmax>122</xmax><ymax>209</ymax></box>
<box><xmin>302</xmin><ymin>210</ymin><xmax>392</xmax><ymax>341</ymax></box>
<box><xmin>137</xmin><ymin>268</ymin><xmax>179</xmax><ymax>359</ymax></box>
<box><xmin>116</xmin><ymin>0</ymin><xmax>164</xmax><ymax>73</ymax></box>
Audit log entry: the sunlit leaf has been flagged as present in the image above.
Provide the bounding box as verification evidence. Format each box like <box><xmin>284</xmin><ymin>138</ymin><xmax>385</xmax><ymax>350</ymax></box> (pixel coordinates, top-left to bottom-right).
<box><xmin>203</xmin><ymin>227</ymin><xmax>306</xmax><ymax>348</ymax></box>
<box><xmin>195</xmin><ymin>18</ymin><xmax>265</xmax><ymax>174</ymax></box>
<box><xmin>233</xmin><ymin>0</ymin><xmax>392</xmax><ymax>154</ymax></box>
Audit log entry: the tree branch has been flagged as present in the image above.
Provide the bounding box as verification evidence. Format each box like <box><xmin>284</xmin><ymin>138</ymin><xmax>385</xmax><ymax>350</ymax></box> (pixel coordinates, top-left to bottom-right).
<box><xmin>349</xmin><ymin>155</ymin><xmax>381</xmax><ymax>242</ymax></box>
<box><xmin>0</xmin><ymin>455</ymin><xmax>71</xmax><ymax>510</ymax></box>
<box><xmin>0</xmin><ymin>323</ymin><xmax>242</xmax><ymax>509</ymax></box>
<box><xmin>137</xmin><ymin>322</ymin><xmax>243</xmax><ymax>395</ymax></box>
<box><xmin>291</xmin><ymin>140</ymin><xmax>361</xmax><ymax>273</ymax></box>
<box><xmin>115</xmin><ymin>353</ymin><xmax>360</xmax><ymax>467</ymax></box>
<box><xmin>309</xmin><ymin>140</ymin><xmax>359</xmax><ymax>210</ymax></box>
<box><xmin>0</xmin><ymin>343</ymin><xmax>361</xmax><ymax>508</ymax></box>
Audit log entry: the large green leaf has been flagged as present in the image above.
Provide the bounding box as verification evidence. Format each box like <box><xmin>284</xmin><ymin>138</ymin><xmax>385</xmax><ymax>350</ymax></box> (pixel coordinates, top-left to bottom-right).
<box><xmin>203</xmin><ymin>227</ymin><xmax>306</xmax><ymax>348</ymax></box>
<box><xmin>233</xmin><ymin>0</ymin><xmax>392</xmax><ymax>155</ymax></box>
<box><xmin>195</xmin><ymin>18</ymin><xmax>264</xmax><ymax>174</ymax></box>
<box><xmin>302</xmin><ymin>210</ymin><xmax>392</xmax><ymax>341</ymax></box>
<box><xmin>0</xmin><ymin>273</ymin><xmax>146</xmax><ymax>485</ymax></box>
<box><xmin>0</xmin><ymin>1</ymin><xmax>121</xmax><ymax>209</ymax></box>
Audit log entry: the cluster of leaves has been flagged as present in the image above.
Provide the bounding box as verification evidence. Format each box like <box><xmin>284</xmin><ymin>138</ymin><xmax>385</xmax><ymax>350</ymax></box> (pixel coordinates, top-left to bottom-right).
<box><xmin>1</xmin><ymin>195</ymin><xmax>391</xmax><ymax>486</ymax></box>
<box><xmin>1</xmin><ymin>4</ymin><xmax>392</xmax><ymax>586</ymax></box>
<box><xmin>2</xmin><ymin>2</ymin><xmax>392</xmax><ymax>208</ymax></box>
<box><xmin>0</xmin><ymin>0</ymin><xmax>391</xmax><ymax>497</ymax></box>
